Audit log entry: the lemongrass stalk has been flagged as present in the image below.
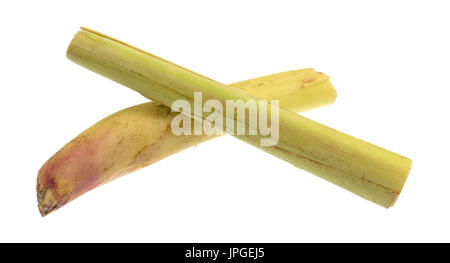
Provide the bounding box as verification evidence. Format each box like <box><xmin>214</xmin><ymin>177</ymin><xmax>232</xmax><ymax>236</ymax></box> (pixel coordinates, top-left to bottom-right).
<box><xmin>67</xmin><ymin>28</ymin><xmax>412</xmax><ymax>208</ymax></box>
<box><xmin>37</xmin><ymin>69</ymin><xmax>335</xmax><ymax>216</ymax></box>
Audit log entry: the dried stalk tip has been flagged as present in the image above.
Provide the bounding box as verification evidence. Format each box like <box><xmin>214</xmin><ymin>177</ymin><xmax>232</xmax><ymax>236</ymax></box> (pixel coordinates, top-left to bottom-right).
<box><xmin>37</xmin><ymin>188</ymin><xmax>56</xmax><ymax>216</ymax></box>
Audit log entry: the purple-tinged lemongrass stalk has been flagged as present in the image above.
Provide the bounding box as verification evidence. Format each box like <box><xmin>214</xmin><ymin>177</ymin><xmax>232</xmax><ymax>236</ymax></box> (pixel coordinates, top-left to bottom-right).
<box><xmin>37</xmin><ymin>68</ymin><xmax>336</xmax><ymax>216</ymax></box>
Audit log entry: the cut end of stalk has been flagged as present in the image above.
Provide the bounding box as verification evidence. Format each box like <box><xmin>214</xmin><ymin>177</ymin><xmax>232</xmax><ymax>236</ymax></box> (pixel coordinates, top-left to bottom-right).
<box><xmin>231</xmin><ymin>68</ymin><xmax>337</xmax><ymax>113</ymax></box>
<box><xmin>36</xmin><ymin>184</ymin><xmax>58</xmax><ymax>217</ymax></box>
<box><xmin>386</xmin><ymin>158</ymin><xmax>413</xmax><ymax>208</ymax></box>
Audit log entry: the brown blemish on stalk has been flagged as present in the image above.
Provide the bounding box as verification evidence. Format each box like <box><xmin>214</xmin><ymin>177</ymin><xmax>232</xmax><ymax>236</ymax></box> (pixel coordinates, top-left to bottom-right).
<box><xmin>302</xmin><ymin>78</ymin><xmax>315</xmax><ymax>84</ymax></box>
<box><xmin>103</xmin><ymin>162</ymin><xmax>115</xmax><ymax>172</ymax></box>
<box><xmin>156</xmin><ymin>104</ymin><xmax>171</xmax><ymax>116</ymax></box>
<box><xmin>133</xmin><ymin>144</ymin><xmax>150</xmax><ymax>159</ymax></box>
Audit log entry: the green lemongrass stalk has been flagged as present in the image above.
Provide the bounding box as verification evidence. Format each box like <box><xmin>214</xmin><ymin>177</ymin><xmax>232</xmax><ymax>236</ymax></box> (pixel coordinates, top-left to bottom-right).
<box><xmin>67</xmin><ymin>28</ymin><xmax>412</xmax><ymax>208</ymax></box>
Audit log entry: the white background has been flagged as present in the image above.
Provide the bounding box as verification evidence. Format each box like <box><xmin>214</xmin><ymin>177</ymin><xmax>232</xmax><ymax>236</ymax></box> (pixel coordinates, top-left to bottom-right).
<box><xmin>1</xmin><ymin>0</ymin><xmax>449</xmax><ymax>242</ymax></box>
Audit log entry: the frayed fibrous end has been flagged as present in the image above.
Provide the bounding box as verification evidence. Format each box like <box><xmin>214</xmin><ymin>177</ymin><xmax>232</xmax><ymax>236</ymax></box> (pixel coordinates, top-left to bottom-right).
<box><xmin>37</xmin><ymin>184</ymin><xmax>58</xmax><ymax>216</ymax></box>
